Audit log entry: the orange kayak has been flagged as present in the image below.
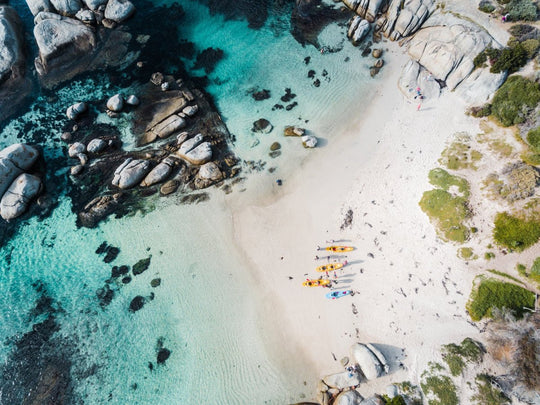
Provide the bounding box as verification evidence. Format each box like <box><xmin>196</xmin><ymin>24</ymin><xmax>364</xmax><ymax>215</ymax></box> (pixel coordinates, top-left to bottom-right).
<box><xmin>303</xmin><ymin>279</ymin><xmax>331</xmax><ymax>287</ymax></box>
<box><xmin>325</xmin><ymin>246</ymin><xmax>354</xmax><ymax>252</ymax></box>
<box><xmin>316</xmin><ymin>263</ymin><xmax>344</xmax><ymax>273</ymax></box>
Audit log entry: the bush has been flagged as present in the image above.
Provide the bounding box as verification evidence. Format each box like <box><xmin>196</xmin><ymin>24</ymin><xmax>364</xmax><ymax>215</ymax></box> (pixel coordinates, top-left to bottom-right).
<box><xmin>521</xmin><ymin>38</ymin><xmax>540</xmax><ymax>58</ymax></box>
<box><xmin>420</xmin><ymin>190</ymin><xmax>470</xmax><ymax>243</ymax></box>
<box><xmin>479</xmin><ymin>0</ymin><xmax>496</xmax><ymax>12</ymax></box>
<box><xmin>469</xmin><ymin>104</ymin><xmax>492</xmax><ymax>117</ymax></box>
<box><xmin>527</xmin><ymin>126</ymin><xmax>540</xmax><ymax>150</ymax></box>
<box><xmin>505</xmin><ymin>0</ymin><xmax>538</xmax><ymax>21</ymax></box>
<box><xmin>531</xmin><ymin>257</ymin><xmax>540</xmax><ymax>275</ymax></box>
<box><xmin>491</xmin><ymin>76</ymin><xmax>540</xmax><ymax>126</ymax></box>
<box><xmin>493</xmin><ymin>212</ymin><xmax>540</xmax><ymax>251</ymax></box>
<box><xmin>428</xmin><ymin>168</ymin><xmax>470</xmax><ymax>196</ymax></box>
<box><xmin>490</xmin><ymin>43</ymin><xmax>528</xmax><ymax>73</ymax></box>
<box><xmin>509</xmin><ymin>24</ymin><xmax>540</xmax><ymax>41</ymax></box>
<box><xmin>474</xmin><ymin>51</ymin><xmax>488</xmax><ymax>68</ymax></box>
<box><xmin>467</xmin><ymin>278</ymin><xmax>535</xmax><ymax>320</ymax></box>
<box><xmin>383</xmin><ymin>395</ymin><xmax>407</xmax><ymax>405</ymax></box>
<box><xmin>442</xmin><ymin>338</ymin><xmax>484</xmax><ymax>376</ymax></box>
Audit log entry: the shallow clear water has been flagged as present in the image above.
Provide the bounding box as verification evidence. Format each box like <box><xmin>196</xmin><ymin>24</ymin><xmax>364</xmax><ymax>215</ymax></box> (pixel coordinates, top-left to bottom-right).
<box><xmin>0</xmin><ymin>0</ymin><xmax>379</xmax><ymax>403</ymax></box>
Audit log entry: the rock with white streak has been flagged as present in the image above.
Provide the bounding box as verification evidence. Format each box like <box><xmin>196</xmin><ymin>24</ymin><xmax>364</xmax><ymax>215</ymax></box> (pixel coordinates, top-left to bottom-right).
<box><xmin>0</xmin><ymin>174</ymin><xmax>42</xmax><ymax>221</ymax></box>
<box><xmin>0</xmin><ymin>159</ymin><xmax>22</xmax><ymax>198</ymax></box>
<box><xmin>398</xmin><ymin>59</ymin><xmax>440</xmax><ymax>100</ymax></box>
<box><xmin>68</xmin><ymin>142</ymin><xmax>85</xmax><ymax>158</ymax></box>
<box><xmin>0</xmin><ymin>143</ymin><xmax>40</xmax><ymax>170</ymax></box>
<box><xmin>351</xmin><ymin>343</ymin><xmax>384</xmax><ymax>380</ymax></box>
<box><xmin>107</xmin><ymin>94</ymin><xmax>124</xmax><ymax>112</ymax></box>
<box><xmin>112</xmin><ymin>158</ymin><xmax>151</xmax><ymax>189</ymax></box>
<box><xmin>177</xmin><ymin>133</ymin><xmax>203</xmax><ymax>156</ymax></box>
<box><xmin>342</xmin><ymin>0</ymin><xmax>386</xmax><ymax>22</ymax></box>
<box><xmin>181</xmin><ymin>142</ymin><xmax>212</xmax><ymax>165</ymax></box>
<box><xmin>140</xmin><ymin>156</ymin><xmax>175</xmax><ymax>187</ymax></box>
<box><xmin>104</xmin><ymin>0</ymin><xmax>135</xmax><ymax>23</ymax></box>
<box><xmin>381</xmin><ymin>0</ymin><xmax>434</xmax><ymax>41</ymax></box>
<box><xmin>348</xmin><ymin>16</ymin><xmax>370</xmax><ymax>45</ymax></box>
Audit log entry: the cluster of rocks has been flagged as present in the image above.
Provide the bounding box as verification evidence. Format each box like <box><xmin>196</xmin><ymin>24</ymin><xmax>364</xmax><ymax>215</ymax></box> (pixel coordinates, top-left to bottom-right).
<box><xmin>0</xmin><ymin>144</ymin><xmax>42</xmax><ymax>221</ymax></box>
<box><xmin>343</xmin><ymin>0</ymin><xmax>506</xmax><ymax>103</ymax></box>
<box><xmin>64</xmin><ymin>73</ymin><xmax>238</xmax><ymax>227</ymax></box>
<box><xmin>284</xmin><ymin>125</ymin><xmax>318</xmax><ymax>148</ymax></box>
<box><xmin>317</xmin><ymin>343</ymin><xmax>390</xmax><ymax>405</ymax></box>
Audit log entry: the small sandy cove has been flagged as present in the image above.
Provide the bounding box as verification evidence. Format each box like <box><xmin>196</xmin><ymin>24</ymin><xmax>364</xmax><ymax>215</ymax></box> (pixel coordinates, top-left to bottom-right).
<box><xmin>232</xmin><ymin>45</ymin><xmax>484</xmax><ymax>396</ymax></box>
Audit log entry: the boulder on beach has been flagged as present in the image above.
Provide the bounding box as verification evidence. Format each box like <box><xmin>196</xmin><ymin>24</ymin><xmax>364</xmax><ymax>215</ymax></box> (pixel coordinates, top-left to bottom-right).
<box><xmin>284</xmin><ymin>126</ymin><xmax>305</xmax><ymax>136</ymax></box>
<box><xmin>0</xmin><ymin>173</ymin><xmax>42</xmax><ymax>221</ymax></box>
<box><xmin>347</xmin><ymin>16</ymin><xmax>370</xmax><ymax>45</ymax></box>
<box><xmin>181</xmin><ymin>142</ymin><xmax>212</xmax><ymax>165</ymax></box>
<box><xmin>302</xmin><ymin>135</ymin><xmax>317</xmax><ymax>148</ymax></box>
<box><xmin>160</xmin><ymin>179</ymin><xmax>179</xmax><ymax>195</ymax></box>
<box><xmin>112</xmin><ymin>158</ymin><xmax>151</xmax><ymax>189</ymax></box>
<box><xmin>194</xmin><ymin>161</ymin><xmax>223</xmax><ymax>189</ymax></box>
<box><xmin>177</xmin><ymin>133</ymin><xmax>203</xmax><ymax>155</ymax></box>
<box><xmin>350</xmin><ymin>343</ymin><xmax>385</xmax><ymax>380</ymax></box>
<box><xmin>68</xmin><ymin>142</ymin><xmax>85</xmax><ymax>158</ymax></box>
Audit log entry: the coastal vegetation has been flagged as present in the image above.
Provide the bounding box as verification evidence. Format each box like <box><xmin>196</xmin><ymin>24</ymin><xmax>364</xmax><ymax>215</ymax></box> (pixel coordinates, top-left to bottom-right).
<box><xmin>467</xmin><ymin>277</ymin><xmax>535</xmax><ymax>320</ymax></box>
<box><xmin>419</xmin><ymin>169</ymin><xmax>471</xmax><ymax>243</ymax></box>
<box><xmin>441</xmin><ymin>338</ymin><xmax>484</xmax><ymax>376</ymax></box>
<box><xmin>493</xmin><ymin>211</ymin><xmax>540</xmax><ymax>251</ymax></box>
<box><xmin>491</xmin><ymin>76</ymin><xmax>540</xmax><ymax>126</ymax></box>
<box><xmin>472</xmin><ymin>374</ymin><xmax>510</xmax><ymax>404</ymax></box>
<box><xmin>457</xmin><ymin>247</ymin><xmax>476</xmax><ymax>260</ymax></box>
<box><xmin>439</xmin><ymin>133</ymin><xmax>482</xmax><ymax>170</ymax></box>
<box><xmin>487</xmin><ymin>269</ymin><xmax>525</xmax><ymax>284</ymax></box>
<box><xmin>420</xmin><ymin>368</ymin><xmax>459</xmax><ymax>405</ymax></box>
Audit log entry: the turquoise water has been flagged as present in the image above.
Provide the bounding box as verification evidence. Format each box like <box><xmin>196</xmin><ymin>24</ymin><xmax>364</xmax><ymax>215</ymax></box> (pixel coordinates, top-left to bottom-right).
<box><xmin>0</xmin><ymin>0</ymin><xmax>378</xmax><ymax>403</ymax></box>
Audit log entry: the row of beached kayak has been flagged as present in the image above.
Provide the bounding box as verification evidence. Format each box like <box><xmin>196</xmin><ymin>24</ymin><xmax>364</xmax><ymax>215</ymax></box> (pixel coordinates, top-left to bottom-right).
<box><xmin>303</xmin><ymin>245</ymin><xmax>354</xmax><ymax>299</ymax></box>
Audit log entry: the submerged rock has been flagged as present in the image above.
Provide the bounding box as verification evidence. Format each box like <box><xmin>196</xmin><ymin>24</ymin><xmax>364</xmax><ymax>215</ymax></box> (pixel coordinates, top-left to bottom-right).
<box><xmin>251</xmin><ymin>118</ymin><xmax>273</xmax><ymax>134</ymax></box>
<box><xmin>284</xmin><ymin>126</ymin><xmax>305</xmax><ymax>136</ymax></box>
<box><xmin>160</xmin><ymin>179</ymin><xmax>179</xmax><ymax>195</ymax></box>
<box><xmin>129</xmin><ymin>295</ymin><xmax>146</xmax><ymax>312</ymax></box>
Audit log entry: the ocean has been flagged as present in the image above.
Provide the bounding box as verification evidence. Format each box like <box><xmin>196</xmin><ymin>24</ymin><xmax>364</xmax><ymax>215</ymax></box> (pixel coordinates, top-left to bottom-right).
<box><xmin>0</xmin><ymin>0</ymin><xmax>378</xmax><ymax>403</ymax></box>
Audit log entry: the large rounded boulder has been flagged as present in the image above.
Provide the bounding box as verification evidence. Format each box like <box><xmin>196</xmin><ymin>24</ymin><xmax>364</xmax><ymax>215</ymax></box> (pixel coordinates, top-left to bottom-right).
<box><xmin>350</xmin><ymin>343</ymin><xmax>384</xmax><ymax>380</ymax></box>
<box><xmin>0</xmin><ymin>173</ymin><xmax>42</xmax><ymax>221</ymax></box>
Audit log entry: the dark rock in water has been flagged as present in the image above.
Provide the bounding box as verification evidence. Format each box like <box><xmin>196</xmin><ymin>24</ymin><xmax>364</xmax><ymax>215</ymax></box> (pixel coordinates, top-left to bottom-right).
<box><xmin>200</xmin><ymin>0</ymin><xmax>272</xmax><ymax>29</ymax></box>
<box><xmin>304</xmin><ymin>56</ymin><xmax>311</xmax><ymax>65</ymax></box>
<box><xmin>269</xmin><ymin>150</ymin><xmax>281</xmax><ymax>158</ymax></box>
<box><xmin>122</xmin><ymin>276</ymin><xmax>132</xmax><ymax>284</ymax></box>
<box><xmin>252</xmin><ymin>89</ymin><xmax>271</xmax><ymax>101</ymax></box>
<box><xmin>270</xmin><ymin>142</ymin><xmax>281</xmax><ymax>151</ymax></box>
<box><xmin>111</xmin><ymin>265</ymin><xmax>129</xmax><ymax>278</ymax></box>
<box><xmin>251</xmin><ymin>118</ymin><xmax>273</xmax><ymax>133</ymax></box>
<box><xmin>133</xmin><ymin>256</ymin><xmax>151</xmax><ymax>275</ymax></box>
<box><xmin>150</xmin><ymin>278</ymin><xmax>161</xmax><ymax>287</ymax></box>
<box><xmin>272</xmin><ymin>104</ymin><xmax>284</xmax><ymax>110</ymax></box>
<box><xmin>281</xmin><ymin>88</ymin><xmax>296</xmax><ymax>102</ymax></box>
<box><xmin>291</xmin><ymin>0</ymin><xmax>352</xmax><ymax>48</ymax></box>
<box><xmin>286</xmin><ymin>101</ymin><xmax>298</xmax><ymax>110</ymax></box>
<box><xmin>96</xmin><ymin>241</ymin><xmax>108</xmax><ymax>254</ymax></box>
<box><xmin>96</xmin><ymin>284</ymin><xmax>115</xmax><ymax>307</ymax></box>
<box><xmin>103</xmin><ymin>246</ymin><xmax>120</xmax><ymax>263</ymax></box>
<box><xmin>160</xmin><ymin>179</ymin><xmax>180</xmax><ymax>196</ymax></box>
<box><xmin>307</xmin><ymin>69</ymin><xmax>316</xmax><ymax>78</ymax></box>
<box><xmin>313</xmin><ymin>79</ymin><xmax>320</xmax><ymax>87</ymax></box>
<box><xmin>370</xmin><ymin>66</ymin><xmax>381</xmax><ymax>77</ymax></box>
<box><xmin>157</xmin><ymin>348</ymin><xmax>171</xmax><ymax>364</ymax></box>
<box><xmin>148</xmin><ymin>362</ymin><xmax>153</xmax><ymax>371</ymax></box>
<box><xmin>129</xmin><ymin>295</ymin><xmax>146</xmax><ymax>312</ymax></box>
<box><xmin>361</xmin><ymin>44</ymin><xmax>372</xmax><ymax>57</ymax></box>
<box><xmin>193</xmin><ymin>47</ymin><xmax>224</xmax><ymax>74</ymax></box>
<box><xmin>322</xmin><ymin>69</ymin><xmax>328</xmax><ymax>77</ymax></box>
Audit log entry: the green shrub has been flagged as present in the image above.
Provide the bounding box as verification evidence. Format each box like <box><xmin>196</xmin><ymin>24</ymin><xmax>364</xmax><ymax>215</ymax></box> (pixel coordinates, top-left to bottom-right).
<box><xmin>517</xmin><ymin>263</ymin><xmax>527</xmax><ymax>276</ymax></box>
<box><xmin>420</xmin><ymin>375</ymin><xmax>459</xmax><ymax>405</ymax></box>
<box><xmin>485</xmin><ymin>251</ymin><xmax>496</xmax><ymax>260</ymax></box>
<box><xmin>490</xmin><ymin>43</ymin><xmax>529</xmax><ymax>73</ymax></box>
<box><xmin>521</xmin><ymin>38</ymin><xmax>540</xmax><ymax>58</ymax></box>
<box><xmin>383</xmin><ymin>395</ymin><xmax>407</xmax><ymax>405</ymax></box>
<box><xmin>467</xmin><ymin>278</ymin><xmax>535</xmax><ymax>320</ymax></box>
<box><xmin>441</xmin><ymin>338</ymin><xmax>483</xmax><ymax>376</ymax></box>
<box><xmin>420</xmin><ymin>190</ymin><xmax>470</xmax><ymax>243</ymax></box>
<box><xmin>479</xmin><ymin>1</ymin><xmax>496</xmax><ymax>12</ymax></box>
<box><xmin>458</xmin><ymin>247</ymin><xmax>475</xmax><ymax>259</ymax></box>
<box><xmin>493</xmin><ymin>212</ymin><xmax>540</xmax><ymax>251</ymax></box>
<box><xmin>527</xmin><ymin>126</ymin><xmax>540</xmax><ymax>150</ymax></box>
<box><xmin>474</xmin><ymin>51</ymin><xmax>488</xmax><ymax>68</ymax></box>
<box><xmin>491</xmin><ymin>76</ymin><xmax>540</xmax><ymax>126</ymax></box>
<box><xmin>472</xmin><ymin>374</ymin><xmax>510</xmax><ymax>404</ymax></box>
<box><xmin>505</xmin><ymin>0</ymin><xmax>538</xmax><ymax>21</ymax></box>
<box><xmin>531</xmin><ymin>257</ymin><xmax>540</xmax><ymax>275</ymax></box>
<box><xmin>428</xmin><ymin>168</ymin><xmax>470</xmax><ymax>196</ymax></box>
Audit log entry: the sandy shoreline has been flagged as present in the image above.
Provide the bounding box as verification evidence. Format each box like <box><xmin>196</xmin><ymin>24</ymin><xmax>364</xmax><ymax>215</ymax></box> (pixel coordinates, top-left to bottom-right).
<box><xmin>230</xmin><ymin>43</ymin><xmax>485</xmax><ymax>398</ymax></box>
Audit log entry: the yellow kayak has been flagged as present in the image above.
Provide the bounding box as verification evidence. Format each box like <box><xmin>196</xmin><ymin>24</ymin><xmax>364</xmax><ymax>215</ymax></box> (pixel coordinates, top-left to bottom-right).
<box><xmin>303</xmin><ymin>279</ymin><xmax>330</xmax><ymax>287</ymax></box>
<box><xmin>325</xmin><ymin>246</ymin><xmax>354</xmax><ymax>252</ymax></box>
<box><xmin>316</xmin><ymin>263</ymin><xmax>344</xmax><ymax>273</ymax></box>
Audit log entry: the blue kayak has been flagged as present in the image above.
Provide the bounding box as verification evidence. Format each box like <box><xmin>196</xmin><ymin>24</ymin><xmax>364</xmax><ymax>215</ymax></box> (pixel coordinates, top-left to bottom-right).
<box><xmin>326</xmin><ymin>290</ymin><xmax>353</xmax><ymax>299</ymax></box>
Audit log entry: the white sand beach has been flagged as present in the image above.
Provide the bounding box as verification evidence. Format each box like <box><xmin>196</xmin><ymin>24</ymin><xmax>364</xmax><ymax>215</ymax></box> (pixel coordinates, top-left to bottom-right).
<box><xmin>230</xmin><ymin>44</ymin><xmax>486</xmax><ymax>397</ymax></box>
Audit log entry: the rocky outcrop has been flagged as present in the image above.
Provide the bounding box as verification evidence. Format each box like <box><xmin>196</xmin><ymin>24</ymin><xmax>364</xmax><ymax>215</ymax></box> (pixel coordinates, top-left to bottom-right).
<box><xmin>323</xmin><ymin>371</ymin><xmax>362</xmax><ymax>389</ymax></box>
<box><xmin>66</xmin><ymin>102</ymin><xmax>87</xmax><ymax>120</ymax></box>
<box><xmin>0</xmin><ymin>174</ymin><xmax>42</xmax><ymax>221</ymax></box>
<box><xmin>0</xmin><ymin>144</ymin><xmax>41</xmax><ymax>221</ymax></box>
<box><xmin>347</xmin><ymin>16</ymin><xmax>370</xmax><ymax>45</ymax></box>
<box><xmin>0</xmin><ymin>6</ymin><xmax>32</xmax><ymax>123</ymax></box>
<box><xmin>112</xmin><ymin>158</ymin><xmax>151</xmax><ymax>189</ymax></box>
<box><xmin>194</xmin><ymin>161</ymin><xmax>223</xmax><ymax>189</ymax></box>
<box><xmin>104</xmin><ymin>0</ymin><xmax>135</xmax><ymax>23</ymax></box>
<box><xmin>34</xmin><ymin>15</ymin><xmax>96</xmax><ymax>76</ymax></box>
<box><xmin>49</xmin><ymin>0</ymin><xmax>82</xmax><ymax>16</ymax></box>
<box><xmin>81</xmin><ymin>0</ymin><xmax>107</xmax><ymax>11</ymax></box>
<box><xmin>26</xmin><ymin>0</ymin><xmax>53</xmax><ymax>16</ymax></box>
<box><xmin>107</xmin><ymin>94</ymin><xmax>124</xmax><ymax>112</ymax></box>
<box><xmin>342</xmin><ymin>0</ymin><xmax>386</xmax><ymax>23</ymax></box>
<box><xmin>334</xmin><ymin>390</ymin><xmax>364</xmax><ymax>405</ymax></box>
<box><xmin>180</xmin><ymin>141</ymin><xmax>212</xmax><ymax>165</ymax></box>
<box><xmin>87</xmin><ymin>138</ymin><xmax>107</xmax><ymax>154</ymax></box>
